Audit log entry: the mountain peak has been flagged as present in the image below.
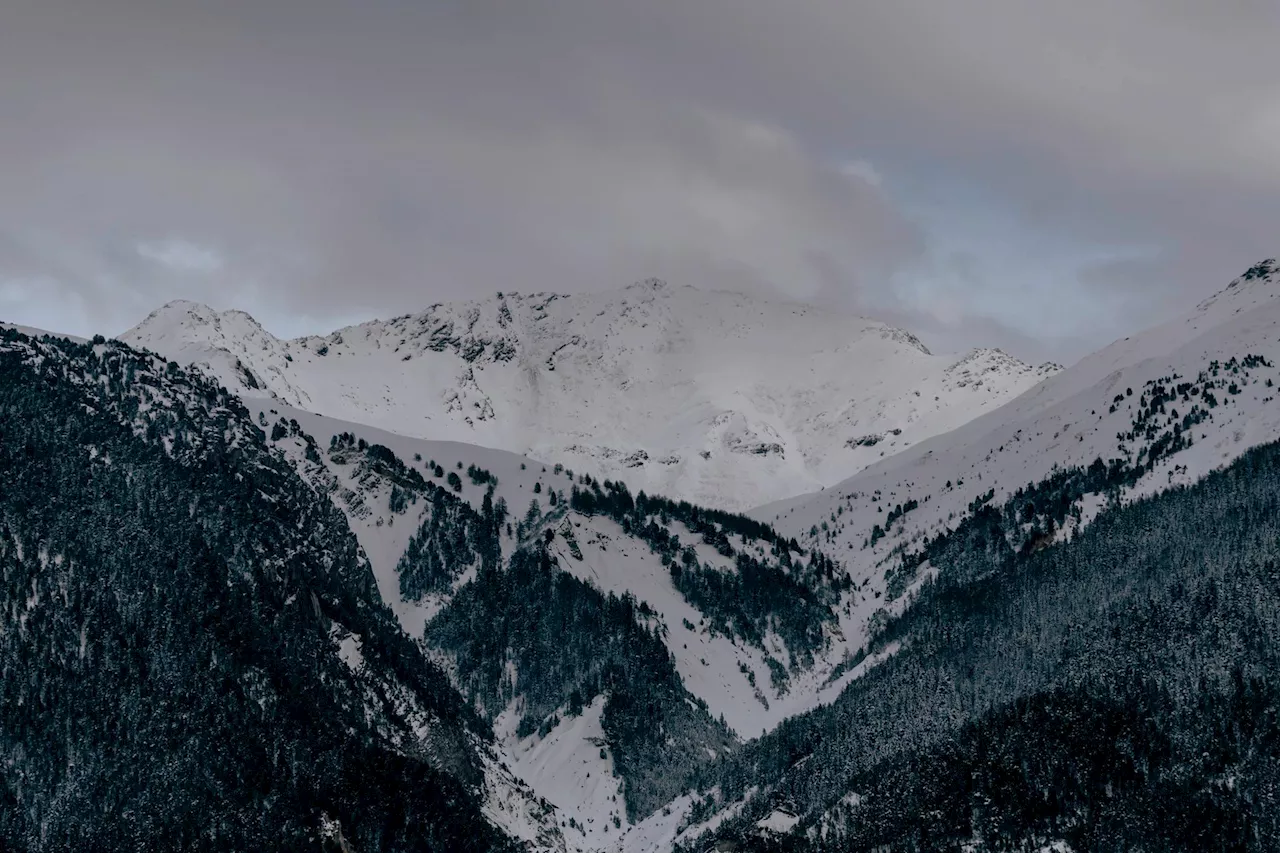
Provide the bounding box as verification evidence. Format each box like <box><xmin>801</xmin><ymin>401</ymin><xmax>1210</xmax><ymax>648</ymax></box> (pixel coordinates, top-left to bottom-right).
<box><xmin>125</xmin><ymin>284</ymin><xmax>1053</xmax><ymax>509</ymax></box>
<box><xmin>949</xmin><ymin>346</ymin><xmax>1060</xmax><ymax>376</ymax></box>
<box><xmin>1230</xmin><ymin>257</ymin><xmax>1277</xmax><ymax>287</ymax></box>
<box><xmin>878</xmin><ymin>324</ymin><xmax>932</xmax><ymax>355</ymax></box>
<box><xmin>142</xmin><ymin>298</ymin><xmax>216</xmax><ymax>322</ymax></box>
<box><xmin>132</xmin><ymin>299</ymin><xmax>268</xmax><ymax>335</ymax></box>
<box><xmin>1193</xmin><ymin>257</ymin><xmax>1280</xmax><ymax>318</ymax></box>
<box><xmin>626</xmin><ymin>277</ymin><xmax>671</xmax><ymax>291</ymax></box>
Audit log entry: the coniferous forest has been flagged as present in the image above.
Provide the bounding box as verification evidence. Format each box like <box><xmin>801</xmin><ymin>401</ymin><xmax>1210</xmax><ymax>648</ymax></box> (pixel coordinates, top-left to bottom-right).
<box><xmin>569</xmin><ymin>478</ymin><xmax>847</xmax><ymax>665</ymax></box>
<box><xmin>0</xmin><ymin>329</ymin><xmax>515</xmax><ymax>852</ymax></box>
<box><xmin>690</xmin><ymin>433</ymin><xmax>1280</xmax><ymax>852</ymax></box>
<box><xmin>428</xmin><ymin>544</ymin><xmax>736</xmax><ymax>821</ymax></box>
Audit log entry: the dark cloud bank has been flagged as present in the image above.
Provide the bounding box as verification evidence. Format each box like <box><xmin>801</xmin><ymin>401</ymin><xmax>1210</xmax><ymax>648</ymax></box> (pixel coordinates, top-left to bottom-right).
<box><xmin>2</xmin><ymin>0</ymin><xmax>1278</xmax><ymax>361</ymax></box>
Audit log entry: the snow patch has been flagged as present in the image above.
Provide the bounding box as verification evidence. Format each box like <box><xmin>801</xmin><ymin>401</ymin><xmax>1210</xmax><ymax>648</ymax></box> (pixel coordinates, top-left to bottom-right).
<box><xmin>494</xmin><ymin>697</ymin><xmax>628</xmax><ymax>852</ymax></box>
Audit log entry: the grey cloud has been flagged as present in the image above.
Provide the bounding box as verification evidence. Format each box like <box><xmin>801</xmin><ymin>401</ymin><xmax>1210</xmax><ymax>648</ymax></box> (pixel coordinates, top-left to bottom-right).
<box><xmin>0</xmin><ymin>0</ymin><xmax>1276</xmax><ymax>360</ymax></box>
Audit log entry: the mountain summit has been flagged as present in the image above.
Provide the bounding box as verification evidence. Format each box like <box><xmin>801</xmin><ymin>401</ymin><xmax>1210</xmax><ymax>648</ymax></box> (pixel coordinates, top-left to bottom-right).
<box><xmin>124</xmin><ymin>282</ymin><xmax>1057</xmax><ymax>509</ymax></box>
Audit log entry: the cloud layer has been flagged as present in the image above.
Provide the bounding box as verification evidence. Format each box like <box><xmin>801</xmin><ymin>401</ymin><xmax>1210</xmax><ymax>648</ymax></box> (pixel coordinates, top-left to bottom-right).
<box><xmin>1</xmin><ymin>0</ymin><xmax>1277</xmax><ymax>360</ymax></box>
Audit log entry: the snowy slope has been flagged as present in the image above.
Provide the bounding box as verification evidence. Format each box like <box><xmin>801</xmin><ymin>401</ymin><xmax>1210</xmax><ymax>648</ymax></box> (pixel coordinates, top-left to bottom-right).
<box><xmin>258</xmin><ymin>401</ymin><xmax>886</xmax><ymax>736</ymax></box>
<box><xmin>757</xmin><ymin>259</ymin><xmax>1280</xmax><ymax>653</ymax></box>
<box><xmin>0</xmin><ymin>322</ymin><xmax>86</xmax><ymax>343</ymax></box>
<box><xmin>493</xmin><ymin>697</ymin><xmax>628</xmax><ymax>852</ymax></box>
<box><xmin>542</xmin><ymin>510</ymin><xmax>890</xmax><ymax>739</ymax></box>
<box><xmin>252</xmin><ymin>401</ymin><xmax>899</xmax><ymax>850</ymax></box>
<box><xmin>123</xmin><ymin>281</ymin><xmax>1057</xmax><ymax>510</ymax></box>
<box><xmin>258</xmin><ymin>405</ymin><xmax>600</xmax><ymax>851</ymax></box>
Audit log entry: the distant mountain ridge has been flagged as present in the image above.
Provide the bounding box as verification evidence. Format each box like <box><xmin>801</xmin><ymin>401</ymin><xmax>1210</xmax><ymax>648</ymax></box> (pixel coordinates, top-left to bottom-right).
<box><xmin>757</xmin><ymin>259</ymin><xmax>1280</xmax><ymax>665</ymax></box>
<box><xmin>122</xmin><ymin>280</ymin><xmax>1059</xmax><ymax>510</ymax></box>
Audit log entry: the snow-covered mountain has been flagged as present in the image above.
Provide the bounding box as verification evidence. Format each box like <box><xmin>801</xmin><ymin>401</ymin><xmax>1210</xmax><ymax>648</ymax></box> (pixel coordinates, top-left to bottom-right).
<box><xmin>251</xmin><ymin>400</ymin><xmax>876</xmax><ymax>851</ymax></box>
<box><xmin>758</xmin><ymin>258</ymin><xmax>1280</xmax><ymax>653</ymax></box>
<box><xmin>11</xmin><ymin>259</ymin><xmax>1280</xmax><ymax>853</ymax></box>
<box><xmin>122</xmin><ymin>280</ymin><xmax>1058</xmax><ymax>510</ymax></box>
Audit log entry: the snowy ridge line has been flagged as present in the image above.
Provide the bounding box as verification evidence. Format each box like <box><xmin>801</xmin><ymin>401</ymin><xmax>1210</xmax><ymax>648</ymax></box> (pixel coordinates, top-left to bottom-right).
<box><xmin>759</xmin><ymin>259</ymin><xmax>1280</xmax><ymax>654</ymax></box>
<box><xmin>122</xmin><ymin>280</ymin><xmax>1056</xmax><ymax>510</ymax></box>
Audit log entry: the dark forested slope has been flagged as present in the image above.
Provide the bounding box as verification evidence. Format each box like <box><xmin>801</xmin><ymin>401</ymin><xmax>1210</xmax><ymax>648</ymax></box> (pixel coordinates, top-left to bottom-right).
<box><xmin>428</xmin><ymin>544</ymin><xmax>737</xmax><ymax>822</ymax></box>
<box><xmin>695</xmin><ymin>434</ymin><xmax>1280</xmax><ymax>852</ymax></box>
<box><xmin>0</xmin><ymin>329</ymin><xmax>518</xmax><ymax>852</ymax></box>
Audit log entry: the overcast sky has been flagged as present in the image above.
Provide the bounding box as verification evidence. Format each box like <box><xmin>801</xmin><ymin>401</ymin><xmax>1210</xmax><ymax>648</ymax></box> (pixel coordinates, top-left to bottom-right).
<box><xmin>2</xmin><ymin>0</ymin><xmax>1278</xmax><ymax>362</ymax></box>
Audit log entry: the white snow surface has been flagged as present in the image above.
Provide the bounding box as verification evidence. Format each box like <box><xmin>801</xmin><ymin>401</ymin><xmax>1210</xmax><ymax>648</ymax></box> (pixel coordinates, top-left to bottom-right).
<box><xmin>759</xmin><ymin>261</ymin><xmax>1280</xmax><ymax>652</ymax></box>
<box><xmin>123</xmin><ymin>280</ymin><xmax>1056</xmax><ymax>510</ymax></box>
<box><xmin>477</xmin><ymin>749</ymin><xmax>571</xmax><ymax>853</ymax></box>
<box><xmin>494</xmin><ymin>697</ymin><xmax>628</xmax><ymax>852</ymax></box>
<box><xmin>1</xmin><ymin>322</ymin><xmax>87</xmax><ymax>343</ymax></box>
<box><xmin>756</xmin><ymin>809</ymin><xmax>801</xmax><ymax>834</ymax></box>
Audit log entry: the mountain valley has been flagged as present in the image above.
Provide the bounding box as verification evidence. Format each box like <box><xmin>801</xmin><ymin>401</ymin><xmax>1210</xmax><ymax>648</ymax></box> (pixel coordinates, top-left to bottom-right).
<box><xmin>6</xmin><ymin>261</ymin><xmax>1280</xmax><ymax>851</ymax></box>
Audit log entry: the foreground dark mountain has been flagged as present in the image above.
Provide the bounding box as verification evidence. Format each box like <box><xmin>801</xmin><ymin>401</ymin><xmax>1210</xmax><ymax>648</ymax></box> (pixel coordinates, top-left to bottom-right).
<box><xmin>0</xmin><ymin>328</ymin><xmax>519</xmax><ymax>852</ymax></box>
<box><xmin>687</xmin><ymin>430</ymin><xmax>1280</xmax><ymax>852</ymax></box>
